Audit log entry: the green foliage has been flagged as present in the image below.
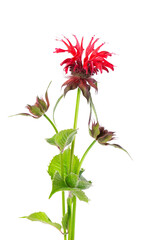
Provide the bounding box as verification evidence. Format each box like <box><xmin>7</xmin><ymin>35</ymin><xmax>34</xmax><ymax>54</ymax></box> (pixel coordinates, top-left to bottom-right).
<box><xmin>46</xmin><ymin>129</ymin><xmax>77</xmax><ymax>152</ymax></box>
<box><xmin>21</xmin><ymin>212</ymin><xmax>62</xmax><ymax>231</ymax></box>
<box><xmin>77</xmin><ymin>174</ymin><xmax>92</xmax><ymax>190</ymax></box>
<box><xmin>65</xmin><ymin>172</ymin><xmax>92</xmax><ymax>190</ymax></box>
<box><xmin>62</xmin><ymin>212</ymin><xmax>68</xmax><ymax>230</ymax></box>
<box><xmin>49</xmin><ymin>172</ymin><xmax>89</xmax><ymax>203</ymax></box>
<box><xmin>65</xmin><ymin>173</ymin><xmax>79</xmax><ymax>188</ymax></box>
<box><xmin>48</xmin><ymin>148</ymin><xmax>79</xmax><ymax>179</ymax></box>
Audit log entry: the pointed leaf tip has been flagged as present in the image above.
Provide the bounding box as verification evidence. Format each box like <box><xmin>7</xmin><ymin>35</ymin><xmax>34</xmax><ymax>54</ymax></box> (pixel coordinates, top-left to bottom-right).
<box><xmin>109</xmin><ymin>144</ymin><xmax>132</xmax><ymax>160</ymax></box>
<box><xmin>21</xmin><ymin>212</ymin><xmax>62</xmax><ymax>231</ymax></box>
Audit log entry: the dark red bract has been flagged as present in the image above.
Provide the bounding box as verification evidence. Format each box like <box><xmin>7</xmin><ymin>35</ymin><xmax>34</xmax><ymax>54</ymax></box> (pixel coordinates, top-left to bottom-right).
<box><xmin>54</xmin><ymin>35</ymin><xmax>114</xmax><ymax>100</ymax></box>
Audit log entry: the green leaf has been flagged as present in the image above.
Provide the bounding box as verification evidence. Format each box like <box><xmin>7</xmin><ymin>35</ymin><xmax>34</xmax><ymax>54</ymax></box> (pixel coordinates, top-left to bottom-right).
<box><xmin>49</xmin><ymin>172</ymin><xmax>68</xmax><ymax>198</ymax></box>
<box><xmin>48</xmin><ymin>148</ymin><xmax>79</xmax><ymax>179</ymax></box>
<box><xmin>49</xmin><ymin>172</ymin><xmax>89</xmax><ymax>202</ymax></box>
<box><xmin>72</xmin><ymin>189</ymin><xmax>89</xmax><ymax>202</ymax></box>
<box><xmin>21</xmin><ymin>212</ymin><xmax>62</xmax><ymax>231</ymax></box>
<box><xmin>62</xmin><ymin>213</ymin><xmax>68</xmax><ymax>230</ymax></box>
<box><xmin>77</xmin><ymin>175</ymin><xmax>92</xmax><ymax>190</ymax></box>
<box><xmin>65</xmin><ymin>172</ymin><xmax>92</xmax><ymax>190</ymax></box>
<box><xmin>46</xmin><ymin>129</ymin><xmax>77</xmax><ymax>152</ymax></box>
<box><xmin>53</xmin><ymin>94</ymin><xmax>64</xmax><ymax>124</ymax></box>
<box><xmin>65</xmin><ymin>173</ymin><xmax>79</xmax><ymax>188</ymax></box>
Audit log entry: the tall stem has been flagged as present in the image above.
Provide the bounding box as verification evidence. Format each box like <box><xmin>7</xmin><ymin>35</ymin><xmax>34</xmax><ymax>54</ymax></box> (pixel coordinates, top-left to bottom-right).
<box><xmin>43</xmin><ymin>114</ymin><xmax>58</xmax><ymax>133</ymax></box>
<box><xmin>60</xmin><ymin>152</ymin><xmax>66</xmax><ymax>240</ymax></box>
<box><xmin>69</xmin><ymin>88</ymin><xmax>81</xmax><ymax>173</ymax></box>
<box><xmin>68</xmin><ymin>88</ymin><xmax>81</xmax><ymax>240</ymax></box>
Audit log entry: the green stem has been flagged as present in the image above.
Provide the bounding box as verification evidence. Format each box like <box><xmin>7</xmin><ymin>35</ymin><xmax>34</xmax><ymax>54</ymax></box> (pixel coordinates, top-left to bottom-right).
<box><xmin>68</xmin><ymin>88</ymin><xmax>81</xmax><ymax>240</ymax></box>
<box><xmin>67</xmin><ymin>196</ymin><xmax>72</xmax><ymax>240</ymax></box>
<box><xmin>77</xmin><ymin>140</ymin><xmax>96</xmax><ymax>174</ymax></box>
<box><xmin>71</xmin><ymin>196</ymin><xmax>76</xmax><ymax>240</ymax></box>
<box><xmin>89</xmin><ymin>95</ymin><xmax>98</xmax><ymax>122</ymax></box>
<box><xmin>60</xmin><ymin>152</ymin><xmax>66</xmax><ymax>240</ymax></box>
<box><xmin>43</xmin><ymin>114</ymin><xmax>58</xmax><ymax>133</ymax></box>
<box><xmin>69</xmin><ymin>88</ymin><xmax>81</xmax><ymax>173</ymax></box>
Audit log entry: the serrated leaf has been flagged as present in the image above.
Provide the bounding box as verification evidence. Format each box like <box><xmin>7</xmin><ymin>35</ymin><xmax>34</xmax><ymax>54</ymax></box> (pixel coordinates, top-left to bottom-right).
<box><xmin>48</xmin><ymin>149</ymin><xmax>79</xmax><ymax>179</ymax></box>
<box><xmin>49</xmin><ymin>172</ymin><xmax>89</xmax><ymax>202</ymax></box>
<box><xmin>49</xmin><ymin>172</ymin><xmax>68</xmax><ymax>198</ymax></box>
<box><xmin>46</xmin><ymin>129</ymin><xmax>77</xmax><ymax>152</ymax></box>
<box><xmin>65</xmin><ymin>172</ymin><xmax>92</xmax><ymax>190</ymax></box>
<box><xmin>77</xmin><ymin>175</ymin><xmax>92</xmax><ymax>190</ymax></box>
<box><xmin>72</xmin><ymin>189</ymin><xmax>89</xmax><ymax>202</ymax></box>
<box><xmin>62</xmin><ymin>213</ymin><xmax>68</xmax><ymax>230</ymax></box>
<box><xmin>21</xmin><ymin>212</ymin><xmax>62</xmax><ymax>231</ymax></box>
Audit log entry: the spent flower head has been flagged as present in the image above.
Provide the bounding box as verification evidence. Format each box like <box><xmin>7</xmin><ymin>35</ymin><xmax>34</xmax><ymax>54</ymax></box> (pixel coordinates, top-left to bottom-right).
<box><xmin>89</xmin><ymin>122</ymin><xmax>115</xmax><ymax>145</ymax></box>
<box><xmin>15</xmin><ymin>88</ymin><xmax>50</xmax><ymax>119</ymax></box>
<box><xmin>55</xmin><ymin>35</ymin><xmax>114</xmax><ymax>100</ymax></box>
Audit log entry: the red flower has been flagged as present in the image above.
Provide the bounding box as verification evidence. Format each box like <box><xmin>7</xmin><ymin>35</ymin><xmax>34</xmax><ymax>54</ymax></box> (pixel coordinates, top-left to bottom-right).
<box><xmin>54</xmin><ymin>35</ymin><xmax>114</xmax><ymax>100</ymax></box>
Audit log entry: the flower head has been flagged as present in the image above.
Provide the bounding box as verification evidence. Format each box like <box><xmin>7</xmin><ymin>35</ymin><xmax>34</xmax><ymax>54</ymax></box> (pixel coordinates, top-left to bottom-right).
<box><xmin>55</xmin><ymin>35</ymin><xmax>114</xmax><ymax>100</ymax></box>
<box><xmin>89</xmin><ymin>122</ymin><xmax>115</xmax><ymax>145</ymax></box>
<box><xmin>17</xmin><ymin>89</ymin><xmax>50</xmax><ymax>118</ymax></box>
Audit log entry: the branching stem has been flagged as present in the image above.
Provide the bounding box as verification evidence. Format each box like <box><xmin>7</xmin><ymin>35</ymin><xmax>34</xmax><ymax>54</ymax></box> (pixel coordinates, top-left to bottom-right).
<box><xmin>43</xmin><ymin>114</ymin><xmax>58</xmax><ymax>133</ymax></box>
<box><xmin>78</xmin><ymin>140</ymin><xmax>96</xmax><ymax>174</ymax></box>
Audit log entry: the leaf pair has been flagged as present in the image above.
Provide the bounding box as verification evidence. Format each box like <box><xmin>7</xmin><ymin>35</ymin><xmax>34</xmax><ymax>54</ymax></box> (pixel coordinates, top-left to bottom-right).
<box><xmin>48</xmin><ymin>149</ymin><xmax>91</xmax><ymax>202</ymax></box>
<box><xmin>49</xmin><ymin>171</ymin><xmax>89</xmax><ymax>202</ymax></box>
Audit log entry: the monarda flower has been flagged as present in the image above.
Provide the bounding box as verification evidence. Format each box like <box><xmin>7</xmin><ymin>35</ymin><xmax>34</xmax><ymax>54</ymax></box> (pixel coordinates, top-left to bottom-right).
<box><xmin>54</xmin><ymin>35</ymin><xmax>114</xmax><ymax>101</ymax></box>
<box><xmin>16</xmin><ymin>89</ymin><xmax>50</xmax><ymax>119</ymax></box>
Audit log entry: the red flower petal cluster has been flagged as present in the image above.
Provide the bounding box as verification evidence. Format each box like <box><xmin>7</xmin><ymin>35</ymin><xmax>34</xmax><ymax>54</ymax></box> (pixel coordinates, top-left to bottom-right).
<box><xmin>55</xmin><ymin>35</ymin><xmax>114</xmax><ymax>100</ymax></box>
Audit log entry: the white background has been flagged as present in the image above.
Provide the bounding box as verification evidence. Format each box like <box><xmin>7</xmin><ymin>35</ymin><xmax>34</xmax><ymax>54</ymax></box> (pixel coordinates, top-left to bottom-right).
<box><xmin>0</xmin><ymin>0</ymin><xmax>143</xmax><ymax>240</ymax></box>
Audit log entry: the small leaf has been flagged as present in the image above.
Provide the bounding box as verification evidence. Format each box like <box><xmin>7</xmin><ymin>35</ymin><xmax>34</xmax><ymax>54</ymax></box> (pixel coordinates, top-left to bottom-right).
<box><xmin>46</xmin><ymin>129</ymin><xmax>77</xmax><ymax>152</ymax></box>
<box><xmin>49</xmin><ymin>172</ymin><xmax>89</xmax><ymax>202</ymax></box>
<box><xmin>53</xmin><ymin>94</ymin><xmax>64</xmax><ymax>124</ymax></box>
<box><xmin>46</xmin><ymin>135</ymin><xmax>56</xmax><ymax>146</ymax></box>
<box><xmin>65</xmin><ymin>173</ymin><xmax>79</xmax><ymax>188</ymax></box>
<box><xmin>77</xmin><ymin>175</ymin><xmax>92</xmax><ymax>190</ymax></box>
<box><xmin>21</xmin><ymin>212</ymin><xmax>62</xmax><ymax>231</ymax></box>
<box><xmin>72</xmin><ymin>189</ymin><xmax>89</xmax><ymax>202</ymax></box>
<box><xmin>48</xmin><ymin>149</ymin><xmax>79</xmax><ymax>179</ymax></box>
<box><xmin>62</xmin><ymin>213</ymin><xmax>68</xmax><ymax>230</ymax></box>
<box><xmin>49</xmin><ymin>171</ymin><xmax>68</xmax><ymax>198</ymax></box>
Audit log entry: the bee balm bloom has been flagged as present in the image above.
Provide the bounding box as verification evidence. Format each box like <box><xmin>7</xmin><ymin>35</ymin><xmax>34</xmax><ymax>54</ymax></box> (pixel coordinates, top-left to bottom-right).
<box><xmin>55</xmin><ymin>35</ymin><xmax>114</xmax><ymax>100</ymax></box>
